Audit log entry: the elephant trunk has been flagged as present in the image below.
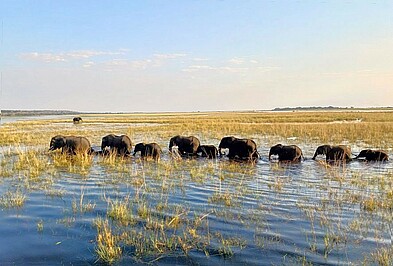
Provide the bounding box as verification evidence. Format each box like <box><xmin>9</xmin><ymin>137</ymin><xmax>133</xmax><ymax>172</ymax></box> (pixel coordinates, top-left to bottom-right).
<box><xmin>268</xmin><ymin>151</ymin><xmax>272</xmax><ymax>161</ymax></box>
<box><xmin>312</xmin><ymin>151</ymin><xmax>318</xmax><ymax>160</ymax></box>
<box><xmin>168</xmin><ymin>140</ymin><xmax>174</xmax><ymax>153</ymax></box>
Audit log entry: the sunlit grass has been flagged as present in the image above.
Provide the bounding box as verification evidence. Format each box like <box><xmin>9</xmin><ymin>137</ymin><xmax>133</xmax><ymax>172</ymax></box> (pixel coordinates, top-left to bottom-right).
<box><xmin>107</xmin><ymin>196</ymin><xmax>136</xmax><ymax>226</ymax></box>
<box><xmin>0</xmin><ymin>111</ymin><xmax>393</xmax><ymax>263</ymax></box>
<box><xmin>94</xmin><ymin>217</ymin><xmax>122</xmax><ymax>264</ymax></box>
<box><xmin>0</xmin><ymin>189</ymin><xmax>27</xmax><ymax>209</ymax></box>
<box><xmin>370</xmin><ymin>245</ymin><xmax>393</xmax><ymax>266</ymax></box>
<box><xmin>1</xmin><ymin>111</ymin><xmax>393</xmax><ymax>148</ymax></box>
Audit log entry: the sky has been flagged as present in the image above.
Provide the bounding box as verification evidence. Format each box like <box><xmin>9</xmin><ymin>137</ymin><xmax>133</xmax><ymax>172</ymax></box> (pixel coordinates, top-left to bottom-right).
<box><xmin>1</xmin><ymin>0</ymin><xmax>392</xmax><ymax>112</ymax></box>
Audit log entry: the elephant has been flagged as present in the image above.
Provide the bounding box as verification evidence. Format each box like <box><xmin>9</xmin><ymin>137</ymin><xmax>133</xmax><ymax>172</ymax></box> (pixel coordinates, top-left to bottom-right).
<box><xmin>197</xmin><ymin>145</ymin><xmax>218</xmax><ymax>159</ymax></box>
<box><xmin>49</xmin><ymin>135</ymin><xmax>92</xmax><ymax>155</ymax></box>
<box><xmin>101</xmin><ymin>134</ymin><xmax>132</xmax><ymax>156</ymax></box>
<box><xmin>312</xmin><ymin>145</ymin><xmax>352</xmax><ymax>162</ymax></box>
<box><xmin>73</xmin><ymin>117</ymin><xmax>83</xmax><ymax>124</ymax></box>
<box><xmin>355</xmin><ymin>149</ymin><xmax>389</xmax><ymax>161</ymax></box>
<box><xmin>268</xmin><ymin>144</ymin><xmax>303</xmax><ymax>162</ymax></box>
<box><xmin>133</xmin><ymin>143</ymin><xmax>162</xmax><ymax>160</ymax></box>
<box><xmin>169</xmin><ymin>135</ymin><xmax>200</xmax><ymax>156</ymax></box>
<box><xmin>218</xmin><ymin>136</ymin><xmax>259</xmax><ymax>161</ymax></box>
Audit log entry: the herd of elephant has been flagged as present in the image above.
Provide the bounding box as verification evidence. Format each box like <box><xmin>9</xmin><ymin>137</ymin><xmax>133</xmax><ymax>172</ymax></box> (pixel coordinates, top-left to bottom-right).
<box><xmin>48</xmin><ymin>134</ymin><xmax>389</xmax><ymax>162</ymax></box>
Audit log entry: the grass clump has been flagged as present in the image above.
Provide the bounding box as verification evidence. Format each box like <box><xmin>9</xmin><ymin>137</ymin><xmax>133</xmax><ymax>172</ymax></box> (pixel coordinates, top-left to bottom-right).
<box><xmin>107</xmin><ymin>197</ymin><xmax>136</xmax><ymax>226</ymax></box>
<box><xmin>208</xmin><ymin>191</ymin><xmax>234</xmax><ymax>207</ymax></box>
<box><xmin>0</xmin><ymin>189</ymin><xmax>27</xmax><ymax>209</ymax></box>
<box><xmin>94</xmin><ymin>217</ymin><xmax>122</xmax><ymax>264</ymax></box>
<box><xmin>71</xmin><ymin>187</ymin><xmax>96</xmax><ymax>213</ymax></box>
<box><xmin>370</xmin><ymin>245</ymin><xmax>393</xmax><ymax>266</ymax></box>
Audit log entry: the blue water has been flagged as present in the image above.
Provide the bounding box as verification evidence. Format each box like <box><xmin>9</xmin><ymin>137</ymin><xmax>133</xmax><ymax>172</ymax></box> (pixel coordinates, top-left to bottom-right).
<box><xmin>0</xmin><ymin>117</ymin><xmax>392</xmax><ymax>265</ymax></box>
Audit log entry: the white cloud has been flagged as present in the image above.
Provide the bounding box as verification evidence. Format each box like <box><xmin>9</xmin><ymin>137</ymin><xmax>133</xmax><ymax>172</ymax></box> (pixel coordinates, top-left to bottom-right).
<box><xmin>182</xmin><ymin>65</ymin><xmax>216</xmax><ymax>72</ymax></box>
<box><xmin>20</xmin><ymin>50</ymin><xmax>127</xmax><ymax>63</ymax></box>
<box><xmin>82</xmin><ymin>61</ymin><xmax>95</xmax><ymax>68</ymax></box>
<box><xmin>192</xmin><ymin>57</ymin><xmax>209</xmax><ymax>62</ymax></box>
<box><xmin>228</xmin><ymin>57</ymin><xmax>245</xmax><ymax>65</ymax></box>
<box><xmin>153</xmin><ymin>53</ymin><xmax>187</xmax><ymax>59</ymax></box>
<box><xmin>182</xmin><ymin>61</ymin><xmax>280</xmax><ymax>73</ymax></box>
<box><xmin>20</xmin><ymin>52</ymin><xmax>67</xmax><ymax>62</ymax></box>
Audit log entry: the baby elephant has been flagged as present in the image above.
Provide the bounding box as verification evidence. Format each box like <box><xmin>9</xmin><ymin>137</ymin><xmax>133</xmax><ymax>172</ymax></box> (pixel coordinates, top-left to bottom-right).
<box><xmin>49</xmin><ymin>135</ymin><xmax>92</xmax><ymax>155</ymax></box>
<box><xmin>197</xmin><ymin>145</ymin><xmax>218</xmax><ymax>159</ymax></box>
<box><xmin>356</xmin><ymin>149</ymin><xmax>389</xmax><ymax>161</ymax></box>
<box><xmin>133</xmin><ymin>143</ymin><xmax>162</xmax><ymax>160</ymax></box>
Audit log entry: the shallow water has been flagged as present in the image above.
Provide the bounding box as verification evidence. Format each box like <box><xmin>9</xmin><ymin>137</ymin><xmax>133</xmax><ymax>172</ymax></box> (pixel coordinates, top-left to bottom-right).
<box><xmin>0</xmin><ymin>118</ymin><xmax>392</xmax><ymax>265</ymax></box>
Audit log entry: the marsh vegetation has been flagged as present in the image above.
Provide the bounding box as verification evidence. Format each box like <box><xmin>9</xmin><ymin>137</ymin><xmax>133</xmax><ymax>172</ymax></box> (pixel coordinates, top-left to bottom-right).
<box><xmin>0</xmin><ymin>111</ymin><xmax>393</xmax><ymax>265</ymax></box>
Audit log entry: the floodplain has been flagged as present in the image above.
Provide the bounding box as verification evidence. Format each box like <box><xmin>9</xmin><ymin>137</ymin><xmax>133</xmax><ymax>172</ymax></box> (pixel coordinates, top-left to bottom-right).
<box><xmin>0</xmin><ymin>111</ymin><xmax>393</xmax><ymax>265</ymax></box>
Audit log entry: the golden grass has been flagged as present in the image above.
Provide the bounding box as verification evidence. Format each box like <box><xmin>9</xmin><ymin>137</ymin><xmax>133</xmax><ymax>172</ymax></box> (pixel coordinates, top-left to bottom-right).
<box><xmin>1</xmin><ymin>111</ymin><xmax>393</xmax><ymax>263</ymax></box>
<box><xmin>0</xmin><ymin>189</ymin><xmax>26</xmax><ymax>209</ymax></box>
<box><xmin>1</xmin><ymin>111</ymin><xmax>393</xmax><ymax>148</ymax></box>
<box><xmin>94</xmin><ymin>217</ymin><xmax>122</xmax><ymax>264</ymax></box>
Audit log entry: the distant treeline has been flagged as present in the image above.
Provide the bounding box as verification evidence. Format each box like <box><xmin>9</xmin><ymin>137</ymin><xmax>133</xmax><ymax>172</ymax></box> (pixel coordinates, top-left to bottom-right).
<box><xmin>272</xmin><ymin>106</ymin><xmax>393</xmax><ymax>111</ymax></box>
<box><xmin>1</xmin><ymin>110</ymin><xmax>79</xmax><ymax>116</ymax></box>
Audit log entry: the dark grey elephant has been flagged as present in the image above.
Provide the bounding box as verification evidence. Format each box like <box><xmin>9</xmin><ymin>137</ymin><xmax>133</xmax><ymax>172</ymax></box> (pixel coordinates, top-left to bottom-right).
<box><xmin>49</xmin><ymin>135</ymin><xmax>92</xmax><ymax>155</ymax></box>
<box><xmin>355</xmin><ymin>149</ymin><xmax>389</xmax><ymax>161</ymax></box>
<box><xmin>101</xmin><ymin>134</ymin><xmax>132</xmax><ymax>156</ymax></box>
<box><xmin>197</xmin><ymin>145</ymin><xmax>218</xmax><ymax>159</ymax></box>
<box><xmin>169</xmin><ymin>135</ymin><xmax>200</xmax><ymax>156</ymax></box>
<box><xmin>312</xmin><ymin>145</ymin><xmax>352</xmax><ymax>162</ymax></box>
<box><xmin>218</xmin><ymin>136</ymin><xmax>259</xmax><ymax>161</ymax></box>
<box><xmin>73</xmin><ymin>117</ymin><xmax>83</xmax><ymax>124</ymax></box>
<box><xmin>133</xmin><ymin>143</ymin><xmax>162</xmax><ymax>160</ymax></box>
<box><xmin>268</xmin><ymin>144</ymin><xmax>303</xmax><ymax>162</ymax></box>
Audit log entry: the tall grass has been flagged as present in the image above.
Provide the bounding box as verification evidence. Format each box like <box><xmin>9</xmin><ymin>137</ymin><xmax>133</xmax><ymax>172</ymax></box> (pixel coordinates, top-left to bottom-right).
<box><xmin>1</xmin><ymin>111</ymin><xmax>393</xmax><ymax>148</ymax></box>
<box><xmin>0</xmin><ymin>111</ymin><xmax>393</xmax><ymax>263</ymax></box>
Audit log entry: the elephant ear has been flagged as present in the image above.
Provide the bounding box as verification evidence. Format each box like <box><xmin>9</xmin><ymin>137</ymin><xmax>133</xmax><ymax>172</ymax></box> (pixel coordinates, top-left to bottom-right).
<box><xmin>59</xmin><ymin>136</ymin><xmax>67</xmax><ymax>146</ymax></box>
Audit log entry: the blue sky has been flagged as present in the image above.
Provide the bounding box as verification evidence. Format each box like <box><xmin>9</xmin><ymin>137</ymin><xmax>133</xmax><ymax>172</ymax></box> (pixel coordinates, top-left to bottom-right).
<box><xmin>1</xmin><ymin>1</ymin><xmax>392</xmax><ymax>112</ymax></box>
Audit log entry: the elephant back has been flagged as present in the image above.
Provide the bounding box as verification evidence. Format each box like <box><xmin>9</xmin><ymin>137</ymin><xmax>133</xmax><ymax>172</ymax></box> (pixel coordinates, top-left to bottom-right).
<box><xmin>219</xmin><ymin>136</ymin><xmax>237</xmax><ymax>149</ymax></box>
<box><xmin>170</xmin><ymin>135</ymin><xmax>200</xmax><ymax>155</ymax></box>
<box><xmin>65</xmin><ymin>136</ymin><xmax>91</xmax><ymax>153</ymax></box>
